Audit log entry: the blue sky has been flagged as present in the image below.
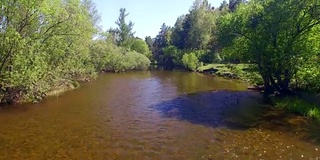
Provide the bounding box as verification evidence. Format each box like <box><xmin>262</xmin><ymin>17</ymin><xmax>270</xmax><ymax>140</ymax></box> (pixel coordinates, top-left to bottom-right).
<box><xmin>92</xmin><ymin>0</ymin><xmax>224</xmax><ymax>39</ymax></box>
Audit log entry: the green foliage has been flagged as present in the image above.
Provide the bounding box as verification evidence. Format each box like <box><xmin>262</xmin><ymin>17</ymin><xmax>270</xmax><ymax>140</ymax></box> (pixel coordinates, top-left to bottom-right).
<box><xmin>106</xmin><ymin>8</ymin><xmax>153</xmax><ymax>71</ymax></box>
<box><xmin>217</xmin><ymin>0</ymin><xmax>320</xmax><ymax>94</ymax></box>
<box><xmin>295</xmin><ymin>60</ymin><xmax>320</xmax><ymax>92</ymax></box>
<box><xmin>275</xmin><ymin>97</ymin><xmax>320</xmax><ymax>122</ymax></box>
<box><xmin>107</xmin><ymin>51</ymin><xmax>151</xmax><ymax>72</ymax></box>
<box><xmin>0</xmin><ymin>0</ymin><xmax>99</xmax><ymax>103</ymax></box>
<box><xmin>114</xmin><ymin>8</ymin><xmax>135</xmax><ymax>47</ymax></box>
<box><xmin>144</xmin><ymin>36</ymin><xmax>154</xmax><ymax>60</ymax></box>
<box><xmin>153</xmin><ymin>23</ymin><xmax>173</xmax><ymax>64</ymax></box>
<box><xmin>152</xmin><ymin>0</ymin><xmax>225</xmax><ymax>68</ymax></box>
<box><xmin>182</xmin><ymin>53</ymin><xmax>200</xmax><ymax>71</ymax></box>
<box><xmin>162</xmin><ymin>45</ymin><xmax>184</xmax><ymax>66</ymax></box>
<box><xmin>0</xmin><ymin>1</ymin><xmax>151</xmax><ymax>104</ymax></box>
<box><xmin>90</xmin><ymin>37</ymin><xmax>117</xmax><ymax>72</ymax></box>
<box><xmin>170</xmin><ymin>0</ymin><xmax>218</xmax><ymax>51</ymax></box>
<box><xmin>130</xmin><ymin>38</ymin><xmax>152</xmax><ymax>59</ymax></box>
<box><xmin>294</xmin><ymin>26</ymin><xmax>320</xmax><ymax>92</ymax></box>
<box><xmin>90</xmin><ymin>36</ymin><xmax>150</xmax><ymax>73</ymax></box>
<box><xmin>187</xmin><ymin>1</ymin><xmax>216</xmax><ymax>50</ymax></box>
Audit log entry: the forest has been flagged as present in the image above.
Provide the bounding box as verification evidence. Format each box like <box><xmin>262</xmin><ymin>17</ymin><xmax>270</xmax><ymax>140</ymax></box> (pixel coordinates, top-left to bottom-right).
<box><xmin>1</xmin><ymin>0</ymin><xmax>320</xmax><ymax>119</ymax></box>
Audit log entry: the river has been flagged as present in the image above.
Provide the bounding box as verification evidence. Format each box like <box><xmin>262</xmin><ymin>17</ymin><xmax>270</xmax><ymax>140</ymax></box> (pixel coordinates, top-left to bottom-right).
<box><xmin>0</xmin><ymin>71</ymin><xmax>319</xmax><ymax>159</ymax></box>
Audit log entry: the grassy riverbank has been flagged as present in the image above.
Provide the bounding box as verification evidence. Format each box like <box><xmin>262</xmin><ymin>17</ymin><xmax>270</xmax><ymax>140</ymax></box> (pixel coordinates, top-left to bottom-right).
<box><xmin>197</xmin><ymin>63</ymin><xmax>247</xmax><ymax>79</ymax></box>
<box><xmin>46</xmin><ymin>79</ymin><xmax>82</xmax><ymax>97</ymax></box>
<box><xmin>197</xmin><ymin>63</ymin><xmax>262</xmax><ymax>85</ymax></box>
<box><xmin>272</xmin><ymin>97</ymin><xmax>320</xmax><ymax>122</ymax></box>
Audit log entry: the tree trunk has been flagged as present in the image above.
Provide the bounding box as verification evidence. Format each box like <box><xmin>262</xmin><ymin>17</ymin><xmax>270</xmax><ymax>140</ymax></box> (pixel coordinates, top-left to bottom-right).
<box><xmin>263</xmin><ymin>75</ymin><xmax>274</xmax><ymax>96</ymax></box>
<box><xmin>279</xmin><ymin>80</ymin><xmax>294</xmax><ymax>95</ymax></box>
<box><xmin>278</xmin><ymin>70</ymin><xmax>294</xmax><ymax>95</ymax></box>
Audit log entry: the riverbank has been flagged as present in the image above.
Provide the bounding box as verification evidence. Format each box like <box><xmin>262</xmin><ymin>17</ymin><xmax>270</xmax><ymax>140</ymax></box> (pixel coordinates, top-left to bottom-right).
<box><xmin>197</xmin><ymin>63</ymin><xmax>247</xmax><ymax>79</ymax></box>
<box><xmin>46</xmin><ymin>79</ymin><xmax>81</xmax><ymax>97</ymax></box>
<box><xmin>0</xmin><ymin>76</ymin><xmax>94</xmax><ymax>105</ymax></box>
<box><xmin>271</xmin><ymin>95</ymin><xmax>320</xmax><ymax>122</ymax></box>
<box><xmin>196</xmin><ymin>63</ymin><xmax>262</xmax><ymax>85</ymax></box>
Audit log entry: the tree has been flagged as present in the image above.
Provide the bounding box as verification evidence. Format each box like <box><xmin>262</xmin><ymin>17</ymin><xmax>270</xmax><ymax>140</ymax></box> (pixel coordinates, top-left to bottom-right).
<box><xmin>0</xmin><ymin>0</ymin><xmax>99</xmax><ymax>103</ymax></box>
<box><xmin>144</xmin><ymin>36</ymin><xmax>154</xmax><ymax>61</ymax></box>
<box><xmin>218</xmin><ymin>0</ymin><xmax>320</xmax><ymax>94</ymax></box>
<box><xmin>145</xmin><ymin>36</ymin><xmax>154</xmax><ymax>50</ymax></box>
<box><xmin>170</xmin><ymin>0</ymin><xmax>218</xmax><ymax>52</ymax></box>
<box><xmin>182</xmin><ymin>52</ymin><xmax>200</xmax><ymax>71</ymax></box>
<box><xmin>114</xmin><ymin>8</ymin><xmax>135</xmax><ymax>47</ymax></box>
<box><xmin>82</xmin><ymin>0</ymin><xmax>101</xmax><ymax>30</ymax></box>
<box><xmin>130</xmin><ymin>38</ymin><xmax>152</xmax><ymax>59</ymax></box>
<box><xmin>229</xmin><ymin>0</ymin><xmax>246</xmax><ymax>12</ymax></box>
<box><xmin>153</xmin><ymin>23</ymin><xmax>172</xmax><ymax>63</ymax></box>
<box><xmin>186</xmin><ymin>0</ymin><xmax>214</xmax><ymax>50</ymax></box>
<box><xmin>219</xmin><ymin>0</ymin><xmax>229</xmax><ymax>11</ymax></box>
<box><xmin>171</xmin><ymin>15</ymin><xmax>187</xmax><ymax>49</ymax></box>
<box><xmin>163</xmin><ymin>45</ymin><xmax>183</xmax><ymax>66</ymax></box>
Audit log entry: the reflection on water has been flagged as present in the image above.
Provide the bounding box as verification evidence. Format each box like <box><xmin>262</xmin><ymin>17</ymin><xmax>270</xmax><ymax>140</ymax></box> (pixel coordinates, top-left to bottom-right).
<box><xmin>0</xmin><ymin>71</ymin><xmax>319</xmax><ymax>159</ymax></box>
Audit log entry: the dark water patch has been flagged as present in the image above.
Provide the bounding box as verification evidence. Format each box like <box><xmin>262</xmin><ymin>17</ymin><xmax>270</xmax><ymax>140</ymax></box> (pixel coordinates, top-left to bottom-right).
<box><xmin>153</xmin><ymin>91</ymin><xmax>263</xmax><ymax>129</ymax></box>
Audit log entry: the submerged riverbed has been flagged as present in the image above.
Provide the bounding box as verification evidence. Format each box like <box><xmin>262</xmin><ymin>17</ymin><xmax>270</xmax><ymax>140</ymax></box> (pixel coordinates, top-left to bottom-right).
<box><xmin>0</xmin><ymin>71</ymin><xmax>319</xmax><ymax>159</ymax></box>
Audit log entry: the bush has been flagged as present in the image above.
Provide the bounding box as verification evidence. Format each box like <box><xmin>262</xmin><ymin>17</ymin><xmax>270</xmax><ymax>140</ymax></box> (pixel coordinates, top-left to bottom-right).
<box><xmin>130</xmin><ymin>38</ymin><xmax>152</xmax><ymax>59</ymax></box>
<box><xmin>182</xmin><ymin>53</ymin><xmax>200</xmax><ymax>71</ymax></box>
<box><xmin>107</xmin><ymin>50</ymin><xmax>151</xmax><ymax>72</ymax></box>
<box><xmin>162</xmin><ymin>45</ymin><xmax>184</xmax><ymax>65</ymax></box>
<box><xmin>295</xmin><ymin>59</ymin><xmax>320</xmax><ymax>92</ymax></box>
<box><xmin>90</xmin><ymin>40</ymin><xmax>151</xmax><ymax>73</ymax></box>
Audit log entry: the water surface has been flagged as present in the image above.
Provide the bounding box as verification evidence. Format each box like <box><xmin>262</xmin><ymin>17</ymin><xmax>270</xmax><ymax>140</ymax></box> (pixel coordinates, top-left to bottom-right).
<box><xmin>0</xmin><ymin>71</ymin><xmax>319</xmax><ymax>159</ymax></box>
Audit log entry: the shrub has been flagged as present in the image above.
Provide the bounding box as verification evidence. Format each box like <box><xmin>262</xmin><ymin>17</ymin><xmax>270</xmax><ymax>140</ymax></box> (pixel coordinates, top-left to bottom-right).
<box><xmin>182</xmin><ymin>53</ymin><xmax>200</xmax><ymax>71</ymax></box>
<box><xmin>295</xmin><ymin>59</ymin><xmax>320</xmax><ymax>92</ymax></box>
<box><xmin>130</xmin><ymin>38</ymin><xmax>152</xmax><ymax>59</ymax></box>
<box><xmin>90</xmin><ymin>40</ymin><xmax>151</xmax><ymax>73</ymax></box>
<box><xmin>162</xmin><ymin>45</ymin><xmax>184</xmax><ymax>65</ymax></box>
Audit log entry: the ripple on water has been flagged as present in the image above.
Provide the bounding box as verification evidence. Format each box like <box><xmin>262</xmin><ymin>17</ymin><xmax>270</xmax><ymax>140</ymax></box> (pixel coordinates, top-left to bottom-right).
<box><xmin>0</xmin><ymin>71</ymin><xmax>319</xmax><ymax>159</ymax></box>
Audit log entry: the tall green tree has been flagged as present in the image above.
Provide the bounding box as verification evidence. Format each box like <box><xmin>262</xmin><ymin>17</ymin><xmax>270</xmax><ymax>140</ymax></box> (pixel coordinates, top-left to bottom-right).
<box><xmin>145</xmin><ymin>36</ymin><xmax>154</xmax><ymax>51</ymax></box>
<box><xmin>144</xmin><ymin>36</ymin><xmax>153</xmax><ymax>47</ymax></box>
<box><xmin>184</xmin><ymin>0</ymin><xmax>215</xmax><ymax>50</ymax></box>
<box><xmin>153</xmin><ymin>23</ymin><xmax>172</xmax><ymax>63</ymax></box>
<box><xmin>170</xmin><ymin>0</ymin><xmax>219</xmax><ymax>52</ymax></box>
<box><xmin>114</xmin><ymin>8</ymin><xmax>135</xmax><ymax>47</ymax></box>
<box><xmin>171</xmin><ymin>15</ymin><xmax>187</xmax><ymax>49</ymax></box>
<box><xmin>218</xmin><ymin>0</ymin><xmax>320</xmax><ymax>94</ymax></box>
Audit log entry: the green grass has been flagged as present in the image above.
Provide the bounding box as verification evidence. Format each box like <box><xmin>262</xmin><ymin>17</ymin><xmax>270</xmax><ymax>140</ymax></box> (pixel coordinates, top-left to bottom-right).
<box><xmin>273</xmin><ymin>97</ymin><xmax>320</xmax><ymax>122</ymax></box>
<box><xmin>197</xmin><ymin>64</ymin><xmax>228</xmax><ymax>72</ymax></box>
<box><xmin>197</xmin><ymin>63</ymin><xmax>245</xmax><ymax>72</ymax></box>
<box><xmin>197</xmin><ymin>64</ymin><xmax>242</xmax><ymax>76</ymax></box>
<box><xmin>197</xmin><ymin>63</ymin><xmax>262</xmax><ymax>84</ymax></box>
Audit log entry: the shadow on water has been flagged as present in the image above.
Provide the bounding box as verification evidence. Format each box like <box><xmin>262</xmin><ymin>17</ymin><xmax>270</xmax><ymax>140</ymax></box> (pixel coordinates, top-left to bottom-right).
<box><xmin>152</xmin><ymin>90</ymin><xmax>320</xmax><ymax>145</ymax></box>
<box><xmin>152</xmin><ymin>91</ymin><xmax>265</xmax><ymax>129</ymax></box>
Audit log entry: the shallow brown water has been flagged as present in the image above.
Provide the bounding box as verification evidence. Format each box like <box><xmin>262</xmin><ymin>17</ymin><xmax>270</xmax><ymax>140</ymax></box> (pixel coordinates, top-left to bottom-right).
<box><xmin>0</xmin><ymin>71</ymin><xmax>319</xmax><ymax>159</ymax></box>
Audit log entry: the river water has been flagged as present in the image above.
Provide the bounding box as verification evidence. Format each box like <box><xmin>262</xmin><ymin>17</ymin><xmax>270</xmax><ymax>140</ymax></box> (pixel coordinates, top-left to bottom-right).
<box><xmin>0</xmin><ymin>71</ymin><xmax>319</xmax><ymax>159</ymax></box>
